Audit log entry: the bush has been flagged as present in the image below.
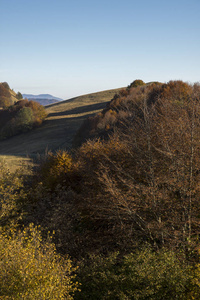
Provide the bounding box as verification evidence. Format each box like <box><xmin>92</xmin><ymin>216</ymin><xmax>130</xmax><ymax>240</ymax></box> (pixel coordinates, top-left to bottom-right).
<box><xmin>0</xmin><ymin>163</ymin><xmax>25</xmax><ymax>227</ymax></box>
<box><xmin>0</xmin><ymin>107</ymin><xmax>34</xmax><ymax>138</ymax></box>
<box><xmin>38</xmin><ymin>150</ymin><xmax>74</xmax><ymax>189</ymax></box>
<box><xmin>76</xmin><ymin>248</ymin><xmax>192</xmax><ymax>300</ymax></box>
<box><xmin>127</xmin><ymin>79</ymin><xmax>145</xmax><ymax>89</ymax></box>
<box><xmin>0</xmin><ymin>100</ymin><xmax>47</xmax><ymax>139</ymax></box>
<box><xmin>16</xmin><ymin>92</ymin><xmax>23</xmax><ymax>100</ymax></box>
<box><xmin>0</xmin><ymin>224</ymin><xmax>79</xmax><ymax>299</ymax></box>
<box><xmin>15</xmin><ymin>107</ymin><xmax>34</xmax><ymax>131</ymax></box>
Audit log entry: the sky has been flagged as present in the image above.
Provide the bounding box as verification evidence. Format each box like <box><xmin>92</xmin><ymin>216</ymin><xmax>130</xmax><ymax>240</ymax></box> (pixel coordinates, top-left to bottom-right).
<box><xmin>0</xmin><ymin>0</ymin><xmax>200</xmax><ymax>100</ymax></box>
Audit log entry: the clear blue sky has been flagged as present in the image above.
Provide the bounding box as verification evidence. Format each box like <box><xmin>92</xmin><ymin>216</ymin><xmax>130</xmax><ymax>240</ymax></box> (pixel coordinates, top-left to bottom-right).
<box><xmin>1</xmin><ymin>0</ymin><xmax>200</xmax><ymax>99</ymax></box>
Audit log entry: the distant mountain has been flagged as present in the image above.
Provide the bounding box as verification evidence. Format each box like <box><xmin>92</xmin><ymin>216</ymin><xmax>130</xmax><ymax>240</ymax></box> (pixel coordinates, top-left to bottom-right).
<box><xmin>22</xmin><ymin>94</ymin><xmax>63</xmax><ymax>106</ymax></box>
<box><xmin>22</xmin><ymin>94</ymin><xmax>63</xmax><ymax>101</ymax></box>
<box><xmin>25</xmin><ymin>98</ymin><xmax>61</xmax><ymax>106</ymax></box>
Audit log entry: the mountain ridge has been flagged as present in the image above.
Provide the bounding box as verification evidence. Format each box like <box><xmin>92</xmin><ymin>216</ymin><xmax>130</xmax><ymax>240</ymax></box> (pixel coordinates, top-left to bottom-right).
<box><xmin>22</xmin><ymin>94</ymin><xmax>63</xmax><ymax>101</ymax></box>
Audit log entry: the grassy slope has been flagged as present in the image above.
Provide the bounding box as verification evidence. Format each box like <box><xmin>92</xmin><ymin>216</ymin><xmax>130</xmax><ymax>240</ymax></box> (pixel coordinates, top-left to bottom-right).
<box><xmin>9</xmin><ymin>89</ymin><xmax>19</xmax><ymax>104</ymax></box>
<box><xmin>0</xmin><ymin>84</ymin><xmax>19</xmax><ymax>108</ymax></box>
<box><xmin>0</xmin><ymin>88</ymin><xmax>123</xmax><ymax>169</ymax></box>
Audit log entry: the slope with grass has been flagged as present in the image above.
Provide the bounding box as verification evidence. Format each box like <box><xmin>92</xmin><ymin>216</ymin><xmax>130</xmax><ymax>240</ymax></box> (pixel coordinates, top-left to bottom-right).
<box><xmin>0</xmin><ymin>82</ymin><xmax>19</xmax><ymax>108</ymax></box>
<box><xmin>0</xmin><ymin>88</ymin><xmax>123</xmax><ymax>164</ymax></box>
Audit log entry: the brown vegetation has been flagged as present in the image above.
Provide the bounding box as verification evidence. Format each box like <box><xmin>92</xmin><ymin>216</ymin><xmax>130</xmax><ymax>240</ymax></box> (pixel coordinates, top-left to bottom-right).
<box><xmin>0</xmin><ymin>99</ymin><xmax>47</xmax><ymax>140</ymax></box>
<box><xmin>23</xmin><ymin>80</ymin><xmax>200</xmax><ymax>257</ymax></box>
<box><xmin>2</xmin><ymin>80</ymin><xmax>200</xmax><ymax>298</ymax></box>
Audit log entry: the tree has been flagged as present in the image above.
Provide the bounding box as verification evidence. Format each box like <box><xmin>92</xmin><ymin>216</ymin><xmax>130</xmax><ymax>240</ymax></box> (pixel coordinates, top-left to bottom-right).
<box><xmin>16</xmin><ymin>91</ymin><xmax>23</xmax><ymax>100</ymax></box>
<box><xmin>77</xmin><ymin>81</ymin><xmax>200</xmax><ymax>249</ymax></box>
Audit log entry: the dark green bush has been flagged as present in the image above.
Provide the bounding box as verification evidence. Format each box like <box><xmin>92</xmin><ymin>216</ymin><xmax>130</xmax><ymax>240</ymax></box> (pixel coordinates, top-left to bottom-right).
<box><xmin>76</xmin><ymin>248</ymin><xmax>192</xmax><ymax>300</ymax></box>
<box><xmin>127</xmin><ymin>79</ymin><xmax>145</xmax><ymax>89</ymax></box>
<box><xmin>16</xmin><ymin>91</ymin><xmax>23</xmax><ymax>100</ymax></box>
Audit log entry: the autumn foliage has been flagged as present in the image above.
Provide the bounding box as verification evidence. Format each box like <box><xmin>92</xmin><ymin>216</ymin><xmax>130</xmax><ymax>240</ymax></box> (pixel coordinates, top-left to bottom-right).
<box><xmin>22</xmin><ymin>81</ymin><xmax>199</xmax><ymax>258</ymax></box>
<box><xmin>0</xmin><ymin>224</ymin><xmax>78</xmax><ymax>299</ymax></box>
<box><xmin>74</xmin><ymin>80</ymin><xmax>200</xmax><ymax>250</ymax></box>
<box><xmin>0</xmin><ymin>99</ymin><xmax>47</xmax><ymax>139</ymax></box>
<box><xmin>3</xmin><ymin>80</ymin><xmax>200</xmax><ymax>298</ymax></box>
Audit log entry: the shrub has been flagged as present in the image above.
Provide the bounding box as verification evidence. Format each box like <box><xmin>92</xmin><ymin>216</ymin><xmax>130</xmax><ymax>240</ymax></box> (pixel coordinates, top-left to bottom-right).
<box><xmin>0</xmin><ymin>107</ymin><xmax>34</xmax><ymax>139</ymax></box>
<box><xmin>38</xmin><ymin>150</ymin><xmax>74</xmax><ymax>189</ymax></box>
<box><xmin>28</xmin><ymin>100</ymin><xmax>47</xmax><ymax>122</ymax></box>
<box><xmin>15</xmin><ymin>107</ymin><xmax>34</xmax><ymax>131</ymax></box>
<box><xmin>0</xmin><ymin>162</ymin><xmax>25</xmax><ymax>227</ymax></box>
<box><xmin>76</xmin><ymin>248</ymin><xmax>192</xmax><ymax>300</ymax></box>
<box><xmin>0</xmin><ymin>224</ymin><xmax>79</xmax><ymax>299</ymax></box>
<box><xmin>127</xmin><ymin>79</ymin><xmax>145</xmax><ymax>89</ymax></box>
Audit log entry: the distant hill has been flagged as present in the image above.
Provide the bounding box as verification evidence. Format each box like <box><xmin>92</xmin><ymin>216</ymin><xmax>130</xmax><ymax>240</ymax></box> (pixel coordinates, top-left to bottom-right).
<box><xmin>23</xmin><ymin>94</ymin><xmax>63</xmax><ymax>106</ymax></box>
<box><xmin>23</xmin><ymin>94</ymin><xmax>63</xmax><ymax>101</ymax></box>
<box><xmin>25</xmin><ymin>98</ymin><xmax>60</xmax><ymax>106</ymax></box>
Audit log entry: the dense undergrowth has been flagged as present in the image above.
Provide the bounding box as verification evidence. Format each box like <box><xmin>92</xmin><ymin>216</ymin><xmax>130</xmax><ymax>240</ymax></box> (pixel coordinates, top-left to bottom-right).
<box><xmin>2</xmin><ymin>80</ymin><xmax>200</xmax><ymax>298</ymax></box>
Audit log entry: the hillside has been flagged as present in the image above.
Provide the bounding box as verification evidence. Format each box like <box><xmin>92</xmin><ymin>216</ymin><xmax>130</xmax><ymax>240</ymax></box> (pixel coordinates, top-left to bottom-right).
<box><xmin>0</xmin><ymin>87</ymin><xmax>123</xmax><ymax>160</ymax></box>
<box><xmin>0</xmin><ymin>82</ymin><xmax>19</xmax><ymax>108</ymax></box>
<box><xmin>2</xmin><ymin>81</ymin><xmax>200</xmax><ymax>299</ymax></box>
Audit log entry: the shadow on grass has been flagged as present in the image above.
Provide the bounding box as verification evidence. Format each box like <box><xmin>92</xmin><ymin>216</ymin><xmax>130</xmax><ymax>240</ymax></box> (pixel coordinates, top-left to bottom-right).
<box><xmin>48</xmin><ymin>102</ymin><xmax>109</xmax><ymax>118</ymax></box>
<box><xmin>0</xmin><ymin>110</ymin><xmax>101</xmax><ymax>156</ymax></box>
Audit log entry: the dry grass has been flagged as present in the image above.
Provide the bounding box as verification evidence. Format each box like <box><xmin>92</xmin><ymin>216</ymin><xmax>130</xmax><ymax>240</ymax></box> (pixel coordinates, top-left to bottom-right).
<box><xmin>0</xmin><ymin>155</ymin><xmax>34</xmax><ymax>173</ymax></box>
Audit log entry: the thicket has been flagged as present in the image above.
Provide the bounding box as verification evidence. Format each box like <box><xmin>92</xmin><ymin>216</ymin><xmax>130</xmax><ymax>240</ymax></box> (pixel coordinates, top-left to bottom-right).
<box><xmin>0</xmin><ymin>99</ymin><xmax>47</xmax><ymax>139</ymax></box>
<box><xmin>2</xmin><ymin>80</ymin><xmax>200</xmax><ymax>298</ymax></box>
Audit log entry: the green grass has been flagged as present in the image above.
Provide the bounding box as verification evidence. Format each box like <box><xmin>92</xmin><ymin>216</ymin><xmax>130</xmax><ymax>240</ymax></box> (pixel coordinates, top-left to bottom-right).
<box><xmin>0</xmin><ymin>88</ymin><xmax>123</xmax><ymax>170</ymax></box>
